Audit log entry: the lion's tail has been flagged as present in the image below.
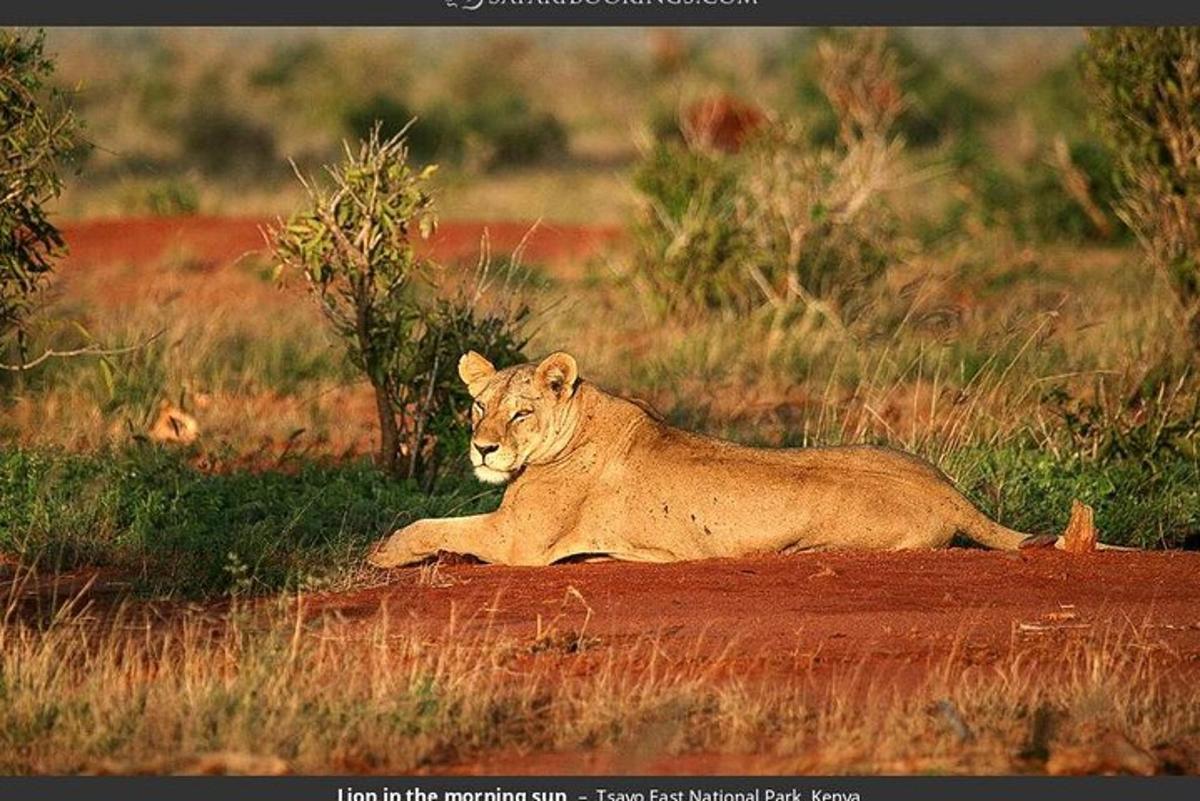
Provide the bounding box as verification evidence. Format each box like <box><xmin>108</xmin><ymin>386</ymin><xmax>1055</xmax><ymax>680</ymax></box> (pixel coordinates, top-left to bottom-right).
<box><xmin>959</xmin><ymin>499</ymin><xmax>1128</xmax><ymax>552</ymax></box>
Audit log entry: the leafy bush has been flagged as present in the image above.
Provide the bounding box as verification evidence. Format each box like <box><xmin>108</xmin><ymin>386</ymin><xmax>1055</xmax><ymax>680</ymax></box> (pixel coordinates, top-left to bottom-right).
<box><xmin>887</xmin><ymin>33</ymin><xmax>992</xmax><ymax>149</ymax></box>
<box><xmin>0</xmin><ymin>30</ymin><xmax>84</xmax><ymax>367</ymax></box>
<box><xmin>633</xmin><ymin>31</ymin><xmax>903</xmax><ymax>316</ymax></box>
<box><xmin>631</xmin><ymin>141</ymin><xmax>746</xmax><ymax>310</ymax></box>
<box><xmin>943</xmin><ymin>133</ymin><xmax>1125</xmax><ymax>245</ymax></box>
<box><xmin>912</xmin><ymin>47</ymin><xmax>1127</xmax><ymax>247</ymax></box>
<box><xmin>1084</xmin><ymin>28</ymin><xmax>1200</xmax><ymax>340</ymax></box>
<box><xmin>1054</xmin><ymin>138</ymin><xmax>1126</xmax><ymax>238</ymax></box>
<box><xmin>711</xmin><ymin>124</ymin><xmax>900</xmax><ymax>316</ymax></box>
<box><xmin>344</xmin><ymin>36</ymin><xmax>566</xmax><ymax>171</ymax></box>
<box><xmin>271</xmin><ymin>127</ymin><xmax>528</xmax><ymax>486</ymax></box>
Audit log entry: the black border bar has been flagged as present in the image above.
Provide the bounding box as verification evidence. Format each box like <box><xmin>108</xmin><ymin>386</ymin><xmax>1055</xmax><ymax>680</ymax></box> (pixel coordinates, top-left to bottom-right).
<box><xmin>3</xmin><ymin>0</ymin><xmax>1200</xmax><ymax>26</ymax></box>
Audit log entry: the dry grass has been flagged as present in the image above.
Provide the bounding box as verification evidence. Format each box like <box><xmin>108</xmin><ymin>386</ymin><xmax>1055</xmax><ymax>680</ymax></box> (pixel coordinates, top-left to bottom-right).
<box><xmin>3</xmin><ymin>246</ymin><xmax>372</xmax><ymax>459</ymax></box>
<box><xmin>0</xmin><ymin>562</ymin><xmax>1196</xmax><ymax>775</ymax></box>
<box><xmin>544</xmin><ymin>237</ymin><xmax>1190</xmax><ymax>451</ymax></box>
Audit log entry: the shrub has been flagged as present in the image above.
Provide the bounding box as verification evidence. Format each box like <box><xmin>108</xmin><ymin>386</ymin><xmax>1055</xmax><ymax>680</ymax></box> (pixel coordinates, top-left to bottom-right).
<box><xmin>117</xmin><ymin>177</ymin><xmax>200</xmax><ymax>217</ymax></box>
<box><xmin>271</xmin><ymin>127</ymin><xmax>528</xmax><ymax>486</ymax></box>
<box><xmin>788</xmin><ymin>29</ymin><xmax>990</xmax><ymax>150</ymax></box>
<box><xmin>249</xmin><ymin>39</ymin><xmax>326</xmax><ymax>88</ymax></box>
<box><xmin>1084</xmin><ymin>28</ymin><xmax>1200</xmax><ymax>341</ymax></box>
<box><xmin>888</xmin><ymin>33</ymin><xmax>992</xmax><ymax>149</ymax></box>
<box><xmin>737</xmin><ymin>123</ymin><xmax>899</xmax><ymax>314</ymax></box>
<box><xmin>903</xmin><ymin>45</ymin><xmax>1124</xmax><ymax>247</ymax></box>
<box><xmin>631</xmin><ymin>141</ymin><xmax>746</xmax><ymax>310</ymax></box>
<box><xmin>344</xmin><ymin>36</ymin><xmax>568</xmax><ymax>171</ymax></box>
<box><xmin>178</xmin><ymin>75</ymin><xmax>276</xmax><ymax>177</ymax></box>
<box><xmin>343</xmin><ymin>91</ymin><xmax>567</xmax><ymax>170</ymax></box>
<box><xmin>460</xmin><ymin>92</ymin><xmax>568</xmax><ymax>167</ymax></box>
<box><xmin>342</xmin><ymin>94</ymin><xmax>463</xmax><ymax>165</ymax></box>
<box><xmin>0</xmin><ymin>30</ymin><xmax>84</xmax><ymax>367</ymax></box>
<box><xmin>180</xmin><ymin>106</ymin><xmax>276</xmax><ymax>177</ymax></box>
<box><xmin>1050</xmin><ymin>138</ymin><xmax>1126</xmax><ymax>240</ymax></box>
<box><xmin>633</xmin><ymin>31</ymin><xmax>904</xmax><ymax>317</ymax></box>
<box><xmin>947</xmin><ymin>133</ymin><xmax>1125</xmax><ymax>245</ymax></box>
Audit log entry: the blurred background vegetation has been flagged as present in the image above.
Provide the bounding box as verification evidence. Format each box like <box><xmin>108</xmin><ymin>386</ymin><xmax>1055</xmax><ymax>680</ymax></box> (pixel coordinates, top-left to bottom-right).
<box><xmin>42</xmin><ymin>28</ymin><xmax>1115</xmax><ymax>227</ymax></box>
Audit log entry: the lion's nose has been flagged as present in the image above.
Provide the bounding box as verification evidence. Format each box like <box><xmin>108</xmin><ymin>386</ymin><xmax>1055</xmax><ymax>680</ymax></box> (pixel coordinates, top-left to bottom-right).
<box><xmin>473</xmin><ymin>442</ymin><xmax>499</xmax><ymax>460</ymax></box>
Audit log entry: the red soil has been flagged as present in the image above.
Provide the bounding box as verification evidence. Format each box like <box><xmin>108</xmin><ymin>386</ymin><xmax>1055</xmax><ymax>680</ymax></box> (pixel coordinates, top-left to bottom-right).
<box><xmin>320</xmin><ymin>549</ymin><xmax>1200</xmax><ymax>684</ymax></box>
<box><xmin>60</xmin><ymin>216</ymin><xmax>622</xmax><ymax>271</ymax></box>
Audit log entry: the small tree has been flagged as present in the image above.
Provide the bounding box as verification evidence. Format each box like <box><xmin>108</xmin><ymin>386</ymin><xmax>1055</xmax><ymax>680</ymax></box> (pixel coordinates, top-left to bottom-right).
<box><xmin>1083</xmin><ymin>28</ymin><xmax>1200</xmax><ymax>342</ymax></box>
<box><xmin>1</xmin><ymin>29</ymin><xmax>83</xmax><ymax>366</ymax></box>
<box><xmin>271</xmin><ymin>127</ymin><xmax>528</xmax><ymax>485</ymax></box>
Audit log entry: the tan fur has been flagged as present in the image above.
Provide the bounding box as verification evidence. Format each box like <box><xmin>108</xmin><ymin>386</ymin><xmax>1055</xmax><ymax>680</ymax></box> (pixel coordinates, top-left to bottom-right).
<box><xmin>369</xmin><ymin>352</ymin><xmax>1110</xmax><ymax>568</ymax></box>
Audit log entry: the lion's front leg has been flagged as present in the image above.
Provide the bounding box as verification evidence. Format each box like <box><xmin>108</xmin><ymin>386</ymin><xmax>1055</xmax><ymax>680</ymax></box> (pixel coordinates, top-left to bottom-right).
<box><xmin>367</xmin><ymin>514</ymin><xmax>524</xmax><ymax>568</ymax></box>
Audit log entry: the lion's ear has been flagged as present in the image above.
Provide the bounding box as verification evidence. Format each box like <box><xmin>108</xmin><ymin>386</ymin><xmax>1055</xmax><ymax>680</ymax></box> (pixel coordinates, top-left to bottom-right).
<box><xmin>458</xmin><ymin>351</ymin><xmax>496</xmax><ymax>395</ymax></box>
<box><xmin>535</xmin><ymin>351</ymin><xmax>579</xmax><ymax>397</ymax></box>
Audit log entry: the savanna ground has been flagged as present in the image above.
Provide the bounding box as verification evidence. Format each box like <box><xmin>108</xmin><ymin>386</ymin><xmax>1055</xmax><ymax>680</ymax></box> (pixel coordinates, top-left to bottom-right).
<box><xmin>1</xmin><ymin>28</ymin><xmax>1200</xmax><ymax>775</ymax></box>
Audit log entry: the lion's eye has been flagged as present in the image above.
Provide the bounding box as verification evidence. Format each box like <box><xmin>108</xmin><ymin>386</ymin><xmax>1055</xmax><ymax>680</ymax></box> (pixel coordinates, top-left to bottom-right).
<box><xmin>510</xmin><ymin>409</ymin><xmax>532</xmax><ymax>423</ymax></box>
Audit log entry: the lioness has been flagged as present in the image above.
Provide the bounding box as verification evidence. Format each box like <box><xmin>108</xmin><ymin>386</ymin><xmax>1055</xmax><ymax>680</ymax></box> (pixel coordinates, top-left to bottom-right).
<box><xmin>368</xmin><ymin>351</ymin><xmax>1106</xmax><ymax>568</ymax></box>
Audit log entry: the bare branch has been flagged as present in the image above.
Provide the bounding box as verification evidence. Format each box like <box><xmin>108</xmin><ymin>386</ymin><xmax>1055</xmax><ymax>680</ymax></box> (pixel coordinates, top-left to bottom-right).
<box><xmin>0</xmin><ymin>328</ymin><xmax>165</xmax><ymax>373</ymax></box>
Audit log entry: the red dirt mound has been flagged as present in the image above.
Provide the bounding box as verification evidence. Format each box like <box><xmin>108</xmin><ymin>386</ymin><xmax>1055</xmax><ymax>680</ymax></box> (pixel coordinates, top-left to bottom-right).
<box><xmin>319</xmin><ymin>549</ymin><xmax>1200</xmax><ymax>687</ymax></box>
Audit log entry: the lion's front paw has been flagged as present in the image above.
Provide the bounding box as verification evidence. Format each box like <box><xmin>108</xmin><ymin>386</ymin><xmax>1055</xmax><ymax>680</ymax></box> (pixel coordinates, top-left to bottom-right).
<box><xmin>367</xmin><ymin>527</ymin><xmax>426</xmax><ymax>568</ymax></box>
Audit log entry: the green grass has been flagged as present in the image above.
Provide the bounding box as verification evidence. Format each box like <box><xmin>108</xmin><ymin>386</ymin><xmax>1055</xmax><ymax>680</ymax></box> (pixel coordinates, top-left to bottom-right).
<box><xmin>0</xmin><ymin>445</ymin><xmax>501</xmax><ymax>597</ymax></box>
<box><xmin>952</xmin><ymin>444</ymin><xmax>1200</xmax><ymax>549</ymax></box>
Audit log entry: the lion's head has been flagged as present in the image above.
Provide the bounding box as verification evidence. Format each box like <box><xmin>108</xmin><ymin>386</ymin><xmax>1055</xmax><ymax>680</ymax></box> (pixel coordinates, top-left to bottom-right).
<box><xmin>458</xmin><ymin>350</ymin><xmax>581</xmax><ymax>484</ymax></box>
